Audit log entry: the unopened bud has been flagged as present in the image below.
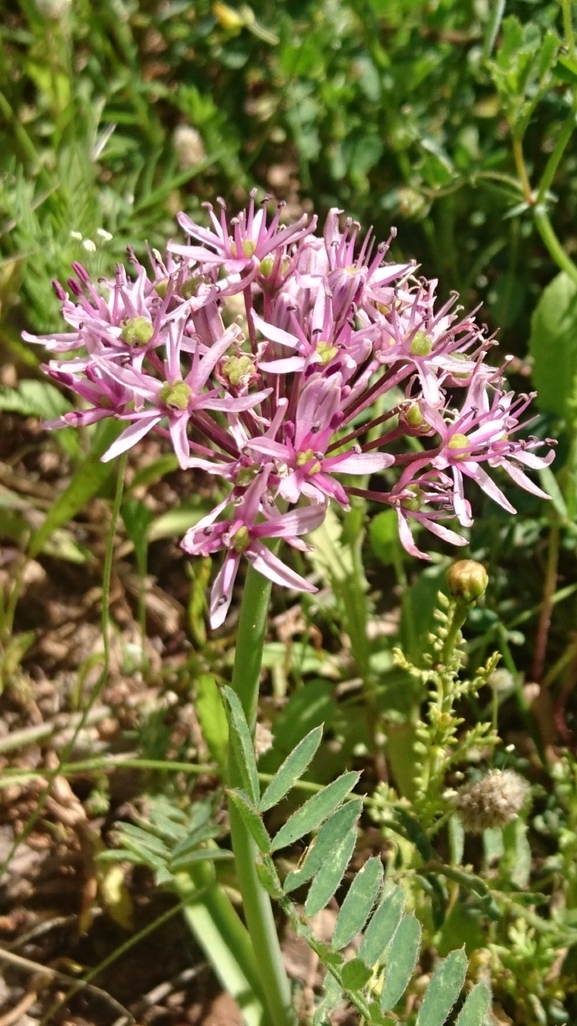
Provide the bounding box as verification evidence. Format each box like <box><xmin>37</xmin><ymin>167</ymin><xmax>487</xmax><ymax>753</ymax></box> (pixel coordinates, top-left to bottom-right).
<box><xmin>455</xmin><ymin>770</ymin><xmax>529</xmax><ymax>832</ymax></box>
<box><xmin>446</xmin><ymin>560</ymin><xmax>488</xmax><ymax>604</ymax></box>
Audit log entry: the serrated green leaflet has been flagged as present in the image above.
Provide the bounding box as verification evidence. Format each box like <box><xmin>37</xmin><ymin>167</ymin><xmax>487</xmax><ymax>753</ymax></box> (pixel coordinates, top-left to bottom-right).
<box><xmin>455</xmin><ymin>982</ymin><xmax>491</xmax><ymax>1026</ymax></box>
<box><xmin>283</xmin><ymin>799</ymin><xmax>363</xmax><ymax>893</ymax></box>
<box><xmin>270</xmin><ymin>770</ymin><xmax>360</xmax><ymax>852</ymax></box>
<box><xmin>222</xmin><ymin>686</ymin><xmax>260</xmax><ymax>804</ymax></box>
<box><xmin>227</xmin><ymin>789</ymin><xmax>271</xmax><ymax>854</ymax></box>
<box><xmin>332</xmin><ymin>856</ymin><xmax>383</xmax><ymax>950</ymax></box>
<box><xmin>380</xmin><ymin>913</ymin><xmax>422</xmax><ymax>1013</ymax></box>
<box><xmin>259</xmin><ymin>724</ymin><xmax>323</xmax><ymax>812</ymax></box>
<box><xmin>358</xmin><ymin>885</ymin><xmax>406</xmax><ymax>967</ymax></box>
<box><xmin>416</xmin><ymin>948</ymin><xmax>468</xmax><ymax>1026</ymax></box>
<box><xmin>304</xmin><ymin>816</ymin><xmax>360</xmax><ymax>917</ymax></box>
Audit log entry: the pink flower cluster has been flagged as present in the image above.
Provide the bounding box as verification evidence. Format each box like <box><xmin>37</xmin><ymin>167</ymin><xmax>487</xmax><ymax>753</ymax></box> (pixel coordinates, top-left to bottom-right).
<box><xmin>25</xmin><ymin>195</ymin><xmax>554</xmax><ymax>627</ymax></box>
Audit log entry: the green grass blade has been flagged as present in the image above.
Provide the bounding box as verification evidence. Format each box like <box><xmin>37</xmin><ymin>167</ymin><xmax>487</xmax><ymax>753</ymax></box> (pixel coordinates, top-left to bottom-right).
<box><xmin>28</xmin><ymin>418</ymin><xmax>121</xmax><ymax>559</ymax></box>
<box><xmin>175</xmin><ymin>864</ymin><xmax>266</xmax><ymax>1026</ymax></box>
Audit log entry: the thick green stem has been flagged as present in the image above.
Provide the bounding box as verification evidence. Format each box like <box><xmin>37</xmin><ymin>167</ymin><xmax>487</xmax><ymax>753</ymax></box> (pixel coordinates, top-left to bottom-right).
<box><xmin>228</xmin><ymin>561</ymin><xmax>296</xmax><ymax>1026</ymax></box>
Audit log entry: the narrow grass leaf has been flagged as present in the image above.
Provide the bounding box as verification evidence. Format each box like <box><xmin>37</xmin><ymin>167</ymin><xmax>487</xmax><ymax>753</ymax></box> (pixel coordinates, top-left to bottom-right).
<box><xmin>259</xmin><ymin>724</ymin><xmax>323</xmax><ymax>812</ymax></box>
<box><xmin>195</xmin><ymin>673</ymin><xmax>229</xmax><ymax>772</ymax></box>
<box><xmin>358</xmin><ymin>886</ymin><xmax>406</xmax><ymax>967</ymax></box>
<box><xmin>270</xmin><ymin>770</ymin><xmax>360</xmax><ymax>852</ymax></box>
<box><xmin>113</xmin><ymin>823</ymin><xmax>171</xmax><ymax>855</ymax></box>
<box><xmin>112</xmin><ymin>837</ymin><xmax>169</xmax><ymax>872</ymax></box>
<box><xmin>455</xmin><ymin>982</ymin><xmax>491</xmax><ymax>1026</ymax></box>
<box><xmin>169</xmin><ymin>848</ymin><xmax>234</xmax><ymax>871</ymax></box>
<box><xmin>227</xmin><ymin>789</ymin><xmax>271</xmax><ymax>854</ymax></box>
<box><xmin>380</xmin><ymin>913</ymin><xmax>422</xmax><ymax>1013</ymax></box>
<box><xmin>332</xmin><ymin>855</ymin><xmax>383</xmax><ymax>950</ymax></box>
<box><xmin>304</xmin><ymin>818</ymin><xmax>360</xmax><ymax>917</ymax></box>
<box><xmin>416</xmin><ymin>948</ymin><xmax>468</xmax><ymax>1026</ymax></box>
<box><xmin>170</xmin><ymin>826</ymin><xmax>223</xmax><ymax>864</ymax></box>
<box><xmin>28</xmin><ymin>418</ymin><xmax>121</xmax><ymax>559</ymax></box>
<box><xmin>222</xmin><ymin>685</ymin><xmax>260</xmax><ymax>803</ymax></box>
<box><xmin>283</xmin><ymin>800</ymin><xmax>362</xmax><ymax>893</ymax></box>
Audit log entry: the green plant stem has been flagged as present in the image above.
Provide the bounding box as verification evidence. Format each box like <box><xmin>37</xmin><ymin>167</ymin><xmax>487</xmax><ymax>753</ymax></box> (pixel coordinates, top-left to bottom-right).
<box><xmin>512</xmin><ymin>134</ymin><xmax>533</xmax><ymax>205</ymax></box>
<box><xmin>439</xmin><ymin>600</ymin><xmax>468</xmax><ymax>666</ymax></box>
<box><xmin>532</xmin><ymin>518</ymin><xmax>560</xmax><ymax>682</ymax></box>
<box><xmin>562</xmin><ymin>0</ymin><xmax>576</xmax><ymax>60</ymax></box>
<box><xmin>227</xmin><ymin>560</ymin><xmax>296</xmax><ymax>1026</ymax></box>
<box><xmin>533</xmin><ymin>207</ymin><xmax>577</xmax><ymax>287</ymax></box>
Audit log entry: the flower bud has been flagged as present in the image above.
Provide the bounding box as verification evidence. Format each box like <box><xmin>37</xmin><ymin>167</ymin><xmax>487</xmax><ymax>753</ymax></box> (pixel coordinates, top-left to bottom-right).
<box><xmin>455</xmin><ymin>770</ymin><xmax>529</xmax><ymax>832</ymax></box>
<box><xmin>446</xmin><ymin>559</ymin><xmax>488</xmax><ymax>604</ymax></box>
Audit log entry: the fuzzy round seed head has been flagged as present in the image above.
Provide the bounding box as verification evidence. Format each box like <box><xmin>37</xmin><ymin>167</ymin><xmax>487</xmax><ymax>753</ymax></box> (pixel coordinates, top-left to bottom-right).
<box><xmin>455</xmin><ymin>769</ymin><xmax>529</xmax><ymax>832</ymax></box>
<box><xmin>446</xmin><ymin>559</ymin><xmax>488</xmax><ymax>604</ymax></box>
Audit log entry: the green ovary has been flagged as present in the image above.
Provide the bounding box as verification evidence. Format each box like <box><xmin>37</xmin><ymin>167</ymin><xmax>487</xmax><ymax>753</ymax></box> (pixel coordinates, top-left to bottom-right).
<box><xmin>409</xmin><ymin>330</ymin><xmax>433</xmax><ymax>357</ymax></box>
<box><xmin>222</xmin><ymin>354</ymin><xmax>255</xmax><ymax>387</ymax></box>
<box><xmin>448</xmin><ymin>432</ymin><xmax>471</xmax><ymax>459</ymax></box>
<box><xmin>121</xmin><ymin>317</ymin><xmax>154</xmax><ymax>345</ymax></box>
<box><xmin>230</xmin><ymin>525</ymin><xmax>250</xmax><ymax>552</ymax></box>
<box><xmin>316</xmin><ymin>340</ymin><xmax>338</xmax><ymax>365</ymax></box>
<box><xmin>405</xmin><ymin>403</ymin><xmax>424</xmax><ymax>428</ymax></box>
<box><xmin>400</xmin><ymin>485</ymin><xmax>425</xmax><ymax>512</ymax></box>
<box><xmin>296</xmin><ymin>449</ymin><xmax>321</xmax><ymax>474</ymax></box>
<box><xmin>159</xmin><ymin>379</ymin><xmax>192</xmax><ymax>410</ymax></box>
<box><xmin>230</xmin><ymin>239</ymin><xmax>256</xmax><ymax>258</ymax></box>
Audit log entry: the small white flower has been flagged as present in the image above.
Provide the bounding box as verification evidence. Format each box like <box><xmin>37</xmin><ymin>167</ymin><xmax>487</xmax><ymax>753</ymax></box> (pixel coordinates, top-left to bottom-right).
<box><xmin>455</xmin><ymin>770</ymin><xmax>530</xmax><ymax>832</ymax></box>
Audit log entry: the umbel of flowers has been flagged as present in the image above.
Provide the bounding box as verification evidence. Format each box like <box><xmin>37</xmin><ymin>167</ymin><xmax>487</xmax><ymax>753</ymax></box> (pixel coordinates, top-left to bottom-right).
<box><xmin>25</xmin><ymin>194</ymin><xmax>555</xmax><ymax>627</ymax></box>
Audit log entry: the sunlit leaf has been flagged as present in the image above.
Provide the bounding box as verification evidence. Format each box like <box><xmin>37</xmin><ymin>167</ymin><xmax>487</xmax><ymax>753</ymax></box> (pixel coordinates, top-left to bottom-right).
<box><xmin>380</xmin><ymin>913</ymin><xmax>422</xmax><ymax>1012</ymax></box>
<box><xmin>332</xmin><ymin>856</ymin><xmax>383</xmax><ymax>950</ymax></box>
<box><xmin>416</xmin><ymin>948</ymin><xmax>468</xmax><ymax>1026</ymax></box>
<box><xmin>270</xmin><ymin>771</ymin><xmax>360</xmax><ymax>853</ymax></box>
<box><xmin>358</xmin><ymin>886</ymin><xmax>406</xmax><ymax>967</ymax></box>
<box><xmin>259</xmin><ymin>725</ymin><xmax>323</xmax><ymax>813</ymax></box>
